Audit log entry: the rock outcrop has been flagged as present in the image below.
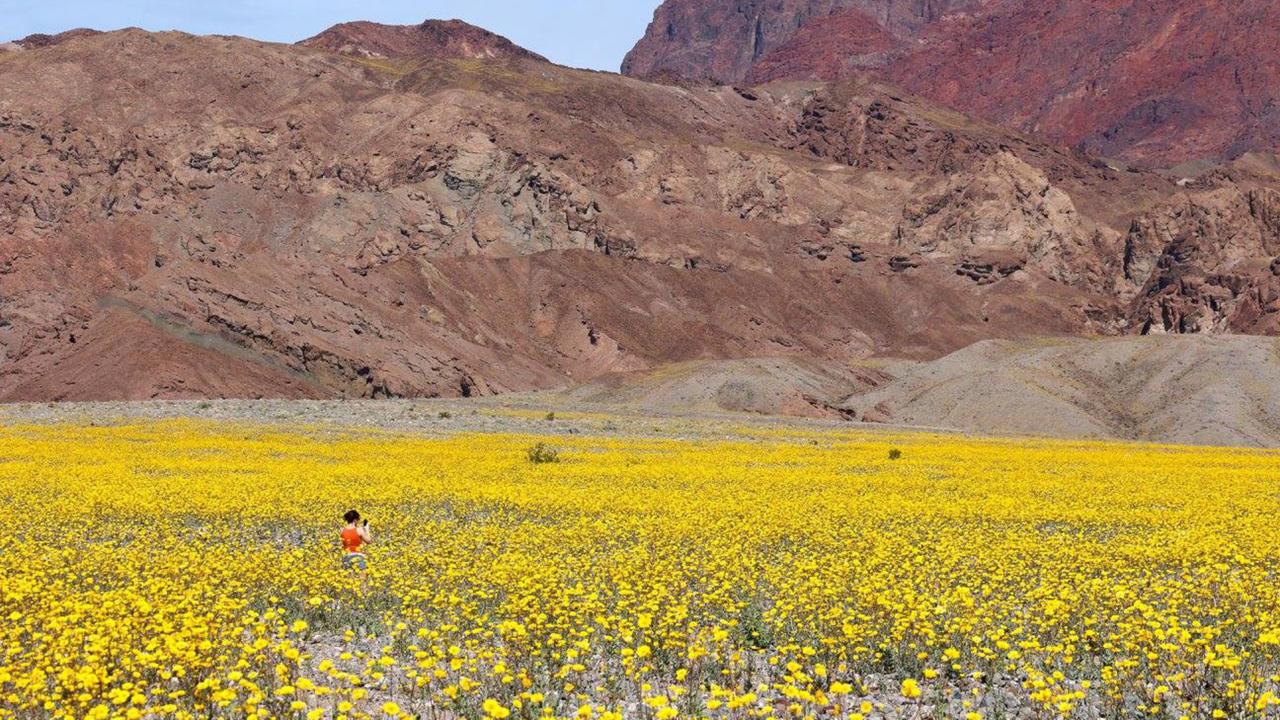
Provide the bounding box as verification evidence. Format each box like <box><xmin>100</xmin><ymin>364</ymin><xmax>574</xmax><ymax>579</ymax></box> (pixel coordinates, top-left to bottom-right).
<box><xmin>2</xmin><ymin>29</ymin><xmax>102</xmax><ymax>55</ymax></box>
<box><xmin>298</xmin><ymin>19</ymin><xmax>547</xmax><ymax>62</ymax></box>
<box><xmin>1122</xmin><ymin>182</ymin><xmax>1280</xmax><ymax>335</ymax></box>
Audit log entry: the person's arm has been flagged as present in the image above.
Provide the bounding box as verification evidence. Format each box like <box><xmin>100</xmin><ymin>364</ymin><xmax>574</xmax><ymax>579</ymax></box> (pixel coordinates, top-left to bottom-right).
<box><xmin>360</xmin><ymin>520</ymin><xmax>373</xmax><ymax>543</ymax></box>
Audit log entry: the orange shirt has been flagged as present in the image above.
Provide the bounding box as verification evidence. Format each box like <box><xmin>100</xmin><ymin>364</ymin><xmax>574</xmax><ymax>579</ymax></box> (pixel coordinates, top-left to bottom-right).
<box><xmin>341</xmin><ymin>527</ymin><xmax>365</xmax><ymax>554</ymax></box>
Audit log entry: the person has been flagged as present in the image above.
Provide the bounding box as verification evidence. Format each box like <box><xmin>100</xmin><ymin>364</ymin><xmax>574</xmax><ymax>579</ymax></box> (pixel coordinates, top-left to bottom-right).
<box><xmin>341</xmin><ymin>509</ymin><xmax>372</xmax><ymax>580</ymax></box>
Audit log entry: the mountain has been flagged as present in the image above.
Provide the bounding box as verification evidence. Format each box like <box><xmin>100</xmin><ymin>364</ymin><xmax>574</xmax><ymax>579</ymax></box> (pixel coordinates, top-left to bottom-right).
<box><xmin>298</xmin><ymin>19</ymin><xmax>547</xmax><ymax>62</ymax></box>
<box><xmin>624</xmin><ymin>0</ymin><xmax>1280</xmax><ymax>168</ymax></box>
<box><xmin>621</xmin><ymin>0</ymin><xmax>973</xmax><ymax>84</ymax></box>
<box><xmin>2</xmin><ymin>23</ymin><xmax>1280</xmax><ymax>402</ymax></box>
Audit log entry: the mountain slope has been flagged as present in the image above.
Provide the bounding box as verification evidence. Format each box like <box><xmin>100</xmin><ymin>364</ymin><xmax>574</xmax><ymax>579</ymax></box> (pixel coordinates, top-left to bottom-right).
<box><xmin>2</xmin><ymin>25</ymin><xmax>1279</xmax><ymax>401</ymax></box>
<box><xmin>746</xmin><ymin>8</ymin><xmax>901</xmax><ymax>84</ymax></box>
<box><xmin>839</xmin><ymin>336</ymin><xmax>1280</xmax><ymax>447</ymax></box>
<box><xmin>625</xmin><ymin>0</ymin><xmax>1280</xmax><ymax>167</ymax></box>
<box><xmin>884</xmin><ymin>0</ymin><xmax>1280</xmax><ymax>167</ymax></box>
<box><xmin>621</xmin><ymin>0</ymin><xmax>974</xmax><ymax>83</ymax></box>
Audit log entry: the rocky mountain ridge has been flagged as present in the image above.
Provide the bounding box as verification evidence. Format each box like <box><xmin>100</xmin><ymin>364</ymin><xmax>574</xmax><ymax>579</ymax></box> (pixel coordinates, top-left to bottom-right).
<box><xmin>298</xmin><ymin>19</ymin><xmax>547</xmax><ymax>62</ymax></box>
<box><xmin>1</xmin><ymin>28</ymin><xmax>103</xmax><ymax>52</ymax></box>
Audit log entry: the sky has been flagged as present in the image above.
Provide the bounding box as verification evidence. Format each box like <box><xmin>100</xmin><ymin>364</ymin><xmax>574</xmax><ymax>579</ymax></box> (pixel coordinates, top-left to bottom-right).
<box><xmin>1</xmin><ymin>1</ymin><xmax>660</xmax><ymax>72</ymax></box>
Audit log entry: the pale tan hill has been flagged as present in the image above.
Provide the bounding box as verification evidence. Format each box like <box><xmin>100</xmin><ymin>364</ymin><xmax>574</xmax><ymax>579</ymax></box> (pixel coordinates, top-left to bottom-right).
<box><xmin>534</xmin><ymin>336</ymin><xmax>1280</xmax><ymax>447</ymax></box>
<box><xmin>839</xmin><ymin>336</ymin><xmax>1280</xmax><ymax>447</ymax></box>
<box><xmin>546</xmin><ymin>357</ymin><xmax>891</xmax><ymax>419</ymax></box>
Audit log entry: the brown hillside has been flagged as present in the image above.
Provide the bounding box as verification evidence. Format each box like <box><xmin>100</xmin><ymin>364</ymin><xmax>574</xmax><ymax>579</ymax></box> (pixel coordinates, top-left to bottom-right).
<box><xmin>2</xmin><ymin>26</ymin><xmax>1279</xmax><ymax>401</ymax></box>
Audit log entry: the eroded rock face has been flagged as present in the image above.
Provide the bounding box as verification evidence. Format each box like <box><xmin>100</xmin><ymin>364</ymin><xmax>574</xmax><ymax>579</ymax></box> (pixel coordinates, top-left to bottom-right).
<box><xmin>626</xmin><ymin>0</ymin><xmax>1280</xmax><ymax>167</ymax></box>
<box><xmin>1122</xmin><ymin>183</ymin><xmax>1280</xmax><ymax>335</ymax></box>
<box><xmin>1</xmin><ymin>26</ymin><xmax>1279</xmax><ymax>402</ymax></box>
<box><xmin>621</xmin><ymin>0</ymin><xmax>974</xmax><ymax>83</ymax></box>
<box><xmin>747</xmin><ymin>9</ymin><xmax>900</xmax><ymax>84</ymax></box>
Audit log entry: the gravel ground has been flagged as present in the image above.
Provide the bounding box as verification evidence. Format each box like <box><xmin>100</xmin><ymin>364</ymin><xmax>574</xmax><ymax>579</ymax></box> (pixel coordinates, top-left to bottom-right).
<box><xmin>0</xmin><ymin>397</ymin><xmax>932</xmax><ymax>441</ymax></box>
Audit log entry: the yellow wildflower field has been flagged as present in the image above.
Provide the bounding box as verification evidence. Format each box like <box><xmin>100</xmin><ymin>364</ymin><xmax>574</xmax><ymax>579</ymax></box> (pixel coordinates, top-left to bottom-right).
<box><xmin>3</xmin><ymin>420</ymin><xmax>1280</xmax><ymax>720</ymax></box>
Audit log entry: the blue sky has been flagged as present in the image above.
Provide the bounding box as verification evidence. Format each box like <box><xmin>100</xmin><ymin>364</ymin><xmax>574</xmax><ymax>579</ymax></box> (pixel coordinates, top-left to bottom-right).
<box><xmin>1</xmin><ymin>1</ymin><xmax>660</xmax><ymax>71</ymax></box>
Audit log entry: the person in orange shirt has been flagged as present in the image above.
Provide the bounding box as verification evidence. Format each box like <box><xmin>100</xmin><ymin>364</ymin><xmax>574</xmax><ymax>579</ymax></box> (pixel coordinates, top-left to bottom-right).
<box><xmin>341</xmin><ymin>509</ymin><xmax>373</xmax><ymax>579</ymax></box>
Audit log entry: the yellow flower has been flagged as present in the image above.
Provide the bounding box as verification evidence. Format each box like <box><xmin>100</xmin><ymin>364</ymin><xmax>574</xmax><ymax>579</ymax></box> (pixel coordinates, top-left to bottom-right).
<box><xmin>7</xmin><ymin>419</ymin><xmax>1280</xmax><ymax>719</ymax></box>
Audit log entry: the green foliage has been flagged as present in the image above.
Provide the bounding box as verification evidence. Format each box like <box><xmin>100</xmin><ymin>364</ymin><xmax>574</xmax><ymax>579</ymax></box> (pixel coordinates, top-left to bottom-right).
<box><xmin>526</xmin><ymin>443</ymin><xmax>560</xmax><ymax>465</ymax></box>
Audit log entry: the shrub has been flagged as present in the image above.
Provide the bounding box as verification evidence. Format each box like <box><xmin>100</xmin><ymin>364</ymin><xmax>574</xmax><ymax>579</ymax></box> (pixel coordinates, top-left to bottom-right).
<box><xmin>527</xmin><ymin>443</ymin><xmax>560</xmax><ymax>464</ymax></box>
<box><xmin>438</xmin><ymin>411</ymin><xmax>452</xmax><ymax>420</ymax></box>
<box><xmin>888</xmin><ymin>448</ymin><xmax>903</xmax><ymax>460</ymax></box>
<box><xmin>738</xmin><ymin>601</ymin><xmax>775</xmax><ymax>650</ymax></box>
<box><xmin>545</xmin><ymin>412</ymin><xmax>557</xmax><ymax>422</ymax></box>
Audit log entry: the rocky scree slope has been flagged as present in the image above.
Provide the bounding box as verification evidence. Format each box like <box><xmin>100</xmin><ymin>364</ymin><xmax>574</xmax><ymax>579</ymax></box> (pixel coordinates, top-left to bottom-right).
<box><xmin>2</xmin><ymin>24</ymin><xmax>1280</xmax><ymax>401</ymax></box>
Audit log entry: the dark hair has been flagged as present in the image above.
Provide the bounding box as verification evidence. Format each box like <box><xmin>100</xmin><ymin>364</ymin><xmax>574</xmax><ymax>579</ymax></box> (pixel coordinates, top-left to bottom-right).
<box><xmin>343</xmin><ymin>509</ymin><xmax>360</xmax><ymax>524</ymax></box>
